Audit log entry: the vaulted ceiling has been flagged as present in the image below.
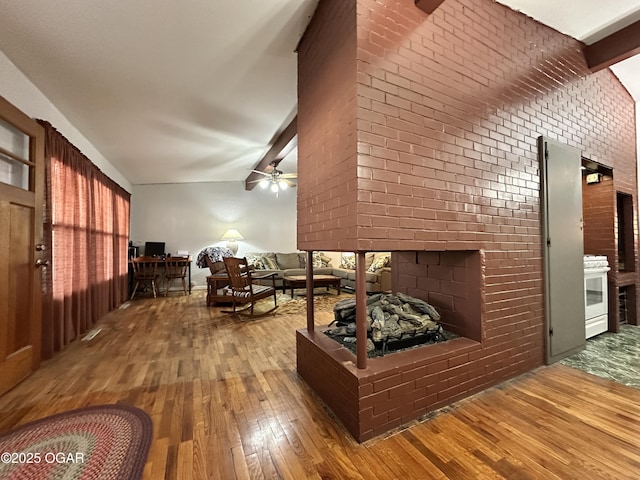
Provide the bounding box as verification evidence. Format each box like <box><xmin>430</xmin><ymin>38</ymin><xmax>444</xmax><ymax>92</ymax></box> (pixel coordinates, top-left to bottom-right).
<box><xmin>0</xmin><ymin>0</ymin><xmax>638</xmax><ymax>186</ymax></box>
<box><xmin>0</xmin><ymin>0</ymin><xmax>318</xmax><ymax>185</ymax></box>
<box><xmin>496</xmin><ymin>0</ymin><xmax>640</xmax><ymax>99</ymax></box>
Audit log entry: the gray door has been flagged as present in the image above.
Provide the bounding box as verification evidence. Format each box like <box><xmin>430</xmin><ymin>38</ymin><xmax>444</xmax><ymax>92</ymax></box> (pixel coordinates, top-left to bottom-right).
<box><xmin>539</xmin><ymin>136</ymin><xmax>585</xmax><ymax>364</ymax></box>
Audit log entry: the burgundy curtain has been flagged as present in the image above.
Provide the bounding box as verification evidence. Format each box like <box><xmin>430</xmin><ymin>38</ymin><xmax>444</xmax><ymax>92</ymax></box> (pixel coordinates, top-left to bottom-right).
<box><xmin>38</xmin><ymin>120</ymin><xmax>130</xmax><ymax>359</ymax></box>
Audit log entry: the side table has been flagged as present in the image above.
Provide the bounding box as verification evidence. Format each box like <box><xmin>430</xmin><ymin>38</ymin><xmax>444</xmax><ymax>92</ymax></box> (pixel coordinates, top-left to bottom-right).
<box><xmin>206</xmin><ymin>274</ymin><xmax>232</xmax><ymax>305</ymax></box>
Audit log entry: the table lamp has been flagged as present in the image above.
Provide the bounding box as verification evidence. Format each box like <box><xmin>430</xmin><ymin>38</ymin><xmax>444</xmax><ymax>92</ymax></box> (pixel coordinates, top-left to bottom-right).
<box><xmin>220</xmin><ymin>229</ymin><xmax>244</xmax><ymax>255</ymax></box>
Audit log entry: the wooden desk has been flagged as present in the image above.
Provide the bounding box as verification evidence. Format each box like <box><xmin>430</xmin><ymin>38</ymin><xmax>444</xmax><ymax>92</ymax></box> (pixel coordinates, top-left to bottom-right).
<box><xmin>128</xmin><ymin>256</ymin><xmax>192</xmax><ymax>296</ymax></box>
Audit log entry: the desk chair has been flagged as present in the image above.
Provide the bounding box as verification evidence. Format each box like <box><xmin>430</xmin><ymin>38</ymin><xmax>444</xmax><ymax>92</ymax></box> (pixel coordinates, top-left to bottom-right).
<box><xmin>130</xmin><ymin>256</ymin><xmax>160</xmax><ymax>299</ymax></box>
<box><xmin>223</xmin><ymin>257</ymin><xmax>277</xmax><ymax>316</ymax></box>
<box><xmin>164</xmin><ymin>257</ymin><xmax>189</xmax><ymax>296</ymax></box>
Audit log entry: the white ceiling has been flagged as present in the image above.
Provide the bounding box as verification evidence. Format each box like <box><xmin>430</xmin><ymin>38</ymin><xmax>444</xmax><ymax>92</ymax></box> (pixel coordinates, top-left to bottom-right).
<box><xmin>496</xmin><ymin>0</ymin><xmax>640</xmax><ymax>100</ymax></box>
<box><xmin>0</xmin><ymin>0</ymin><xmax>638</xmax><ymax>185</ymax></box>
<box><xmin>0</xmin><ymin>0</ymin><xmax>318</xmax><ymax>185</ymax></box>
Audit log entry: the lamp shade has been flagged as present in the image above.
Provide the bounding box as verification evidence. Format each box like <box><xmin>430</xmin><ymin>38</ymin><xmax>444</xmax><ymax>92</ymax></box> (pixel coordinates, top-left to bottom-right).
<box><xmin>221</xmin><ymin>229</ymin><xmax>243</xmax><ymax>255</ymax></box>
<box><xmin>220</xmin><ymin>229</ymin><xmax>244</xmax><ymax>241</ymax></box>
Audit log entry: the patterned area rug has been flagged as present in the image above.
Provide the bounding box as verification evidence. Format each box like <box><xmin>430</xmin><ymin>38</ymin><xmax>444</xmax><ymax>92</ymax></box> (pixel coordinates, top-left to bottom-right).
<box><xmin>0</xmin><ymin>404</ymin><xmax>152</xmax><ymax>480</ymax></box>
<box><xmin>251</xmin><ymin>291</ymin><xmax>353</xmax><ymax>316</ymax></box>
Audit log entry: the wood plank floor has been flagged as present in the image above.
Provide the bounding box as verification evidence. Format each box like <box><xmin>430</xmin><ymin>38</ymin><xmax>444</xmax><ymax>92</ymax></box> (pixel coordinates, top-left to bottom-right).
<box><xmin>1</xmin><ymin>291</ymin><xmax>639</xmax><ymax>479</ymax></box>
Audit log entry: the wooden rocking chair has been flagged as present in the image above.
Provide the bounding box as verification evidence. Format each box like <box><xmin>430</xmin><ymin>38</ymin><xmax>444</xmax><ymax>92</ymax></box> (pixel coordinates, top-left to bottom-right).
<box><xmin>223</xmin><ymin>257</ymin><xmax>278</xmax><ymax>316</ymax></box>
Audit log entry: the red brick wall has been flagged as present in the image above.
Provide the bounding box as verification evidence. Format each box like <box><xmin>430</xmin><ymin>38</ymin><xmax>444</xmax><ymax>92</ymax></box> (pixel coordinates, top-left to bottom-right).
<box><xmin>583</xmin><ymin>176</ymin><xmax>616</xmax><ymax>262</ymax></box>
<box><xmin>299</xmin><ymin>0</ymin><xmax>636</xmax><ymax>327</ymax></box>
<box><xmin>297</xmin><ymin>329</ymin><xmax>484</xmax><ymax>441</ymax></box>
<box><xmin>583</xmin><ymin>174</ymin><xmax>637</xmax><ymax>331</ymax></box>
<box><xmin>297</xmin><ymin>0</ymin><xmax>359</xmax><ymax>251</ymax></box>
<box><xmin>296</xmin><ymin>0</ymin><xmax>638</xmax><ymax>440</ymax></box>
<box><xmin>352</xmin><ymin>0</ymin><xmax>635</xmax><ymax>250</ymax></box>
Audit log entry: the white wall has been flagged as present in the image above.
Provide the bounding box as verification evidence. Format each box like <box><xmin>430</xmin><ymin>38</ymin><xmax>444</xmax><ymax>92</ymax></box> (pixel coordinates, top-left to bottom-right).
<box><xmin>1</xmin><ymin>51</ymin><xmax>300</xmax><ymax>289</ymax></box>
<box><xmin>0</xmin><ymin>51</ymin><xmax>131</xmax><ymax>192</ymax></box>
<box><xmin>130</xmin><ymin>181</ymin><xmax>297</xmax><ymax>287</ymax></box>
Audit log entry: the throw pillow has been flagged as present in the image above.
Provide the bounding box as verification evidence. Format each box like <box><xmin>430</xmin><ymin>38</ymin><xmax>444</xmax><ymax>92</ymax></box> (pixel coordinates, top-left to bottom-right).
<box><xmin>312</xmin><ymin>252</ymin><xmax>331</xmax><ymax>268</ymax></box>
<box><xmin>340</xmin><ymin>252</ymin><xmax>356</xmax><ymax>269</ymax></box>
<box><xmin>276</xmin><ymin>252</ymin><xmax>301</xmax><ymax>270</ymax></box>
<box><xmin>367</xmin><ymin>254</ymin><xmax>390</xmax><ymax>273</ymax></box>
<box><xmin>365</xmin><ymin>252</ymin><xmax>375</xmax><ymax>270</ymax></box>
<box><xmin>246</xmin><ymin>253</ymin><xmax>265</xmax><ymax>270</ymax></box>
<box><xmin>262</xmin><ymin>253</ymin><xmax>279</xmax><ymax>270</ymax></box>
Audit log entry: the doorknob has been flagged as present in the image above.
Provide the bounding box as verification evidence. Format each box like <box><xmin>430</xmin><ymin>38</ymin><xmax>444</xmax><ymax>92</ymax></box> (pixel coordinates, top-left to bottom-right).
<box><xmin>36</xmin><ymin>244</ymin><xmax>46</xmax><ymax>251</ymax></box>
<box><xmin>35</xmin><ymin>259</ymin><xmax>49</xmax><ymax>268</ymax></box>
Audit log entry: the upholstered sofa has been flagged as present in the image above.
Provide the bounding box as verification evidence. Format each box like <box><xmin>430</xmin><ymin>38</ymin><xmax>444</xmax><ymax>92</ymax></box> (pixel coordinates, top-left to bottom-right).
<box><xmin>329</xmin><ymin>251</ymin><xmax>391</xmax><ymax>293</ymax></box>
<box><xmin>232</xmin><ymin>251</ymin><xmax>392</xmax><ymax>293</ymax></box>
<box><xmin>243</xmin><ymin>252</ymin><xmax>333</xmax><ymax>289</ymax></box>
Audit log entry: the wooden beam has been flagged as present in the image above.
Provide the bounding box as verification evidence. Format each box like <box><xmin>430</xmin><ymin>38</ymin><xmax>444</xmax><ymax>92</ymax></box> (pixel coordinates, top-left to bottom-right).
<box><xmin>244</xmin><ymin>116</ymin><xmax>297</xmax><ymax>190</ymax></box>
<box><xmin>584</xmin><ymin>19</ymin><xmax>640</xmax><ymax>72</ymax></box>
<box><xmin>415</xmin><ymin>0</ymin><xmax>445</xmax><ymax>15</ymax></box>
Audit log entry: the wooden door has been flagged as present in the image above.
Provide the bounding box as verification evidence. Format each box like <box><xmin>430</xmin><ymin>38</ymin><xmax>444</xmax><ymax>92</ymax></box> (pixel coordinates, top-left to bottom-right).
<box><xmin>0</xmin><ymin>96</ymin><xmax>44</xmax><ymax>396</ymax></box>
<box><xmin>539</xmin><ymin>136</ymin><xmax>586</xmax><ymax>364</ymax></box>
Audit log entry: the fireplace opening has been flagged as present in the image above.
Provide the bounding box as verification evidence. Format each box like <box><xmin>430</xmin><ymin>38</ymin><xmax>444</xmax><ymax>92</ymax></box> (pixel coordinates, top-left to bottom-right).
<box><xmin>324</xmin><ymin>292</ymin><xmax>459</xmax><ymax>357</ymax></box>
<box><xmin>321</xmin><ymin>249</ymin><xmax>481</xmax><ymax>356</ymax></box>
<box><xmin>393</xmin><ymin>250</ymin><xmax>483</xmax><ymax>342</ymax></box>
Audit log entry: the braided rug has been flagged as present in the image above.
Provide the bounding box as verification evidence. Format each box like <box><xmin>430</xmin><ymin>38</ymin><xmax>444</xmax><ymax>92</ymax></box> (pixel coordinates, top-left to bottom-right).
<box><xmin>0</xmin><ymin>404</ymin><xmax>152</xmax><ymax>480</ymax></box>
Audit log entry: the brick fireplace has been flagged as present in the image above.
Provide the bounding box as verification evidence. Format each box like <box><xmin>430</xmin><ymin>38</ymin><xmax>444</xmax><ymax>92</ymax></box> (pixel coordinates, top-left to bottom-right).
<box><xmin>295</xmin><ymin>0</ymin><xmax>638</xmax><ymax>441</ymax></box>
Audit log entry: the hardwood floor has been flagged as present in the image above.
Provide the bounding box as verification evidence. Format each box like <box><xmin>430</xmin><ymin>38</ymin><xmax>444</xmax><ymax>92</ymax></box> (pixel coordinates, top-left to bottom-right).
<box><xmin>0</xmin><ymin>291</ymin><xmax>639</xmax><ymax>479</ymax></box>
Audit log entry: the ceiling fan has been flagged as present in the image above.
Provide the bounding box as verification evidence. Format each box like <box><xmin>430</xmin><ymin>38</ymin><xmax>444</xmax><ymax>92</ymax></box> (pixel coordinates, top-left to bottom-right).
<box><xmin>249</xmin><ymin>162</ymin><xmax>297</xmax><ymax>196</ymax></box>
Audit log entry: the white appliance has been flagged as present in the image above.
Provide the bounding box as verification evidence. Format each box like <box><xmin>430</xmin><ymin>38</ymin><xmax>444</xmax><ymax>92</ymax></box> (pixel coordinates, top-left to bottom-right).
<box><xmin>583</xmin><ymin>255</ymin><xmax>610</xmax><ymax>339</ymax></box>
